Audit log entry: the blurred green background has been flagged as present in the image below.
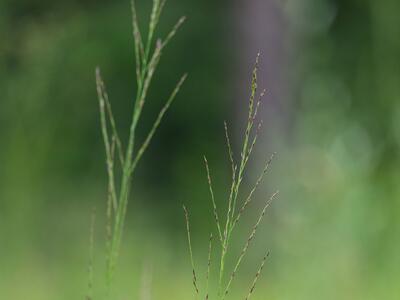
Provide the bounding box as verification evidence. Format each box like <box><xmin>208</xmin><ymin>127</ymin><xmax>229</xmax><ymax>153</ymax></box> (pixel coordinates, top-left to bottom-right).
<box><xmin>1</xmin><ymin>0</ymin><xmax>399</xmax><ymax>299</ymax></box>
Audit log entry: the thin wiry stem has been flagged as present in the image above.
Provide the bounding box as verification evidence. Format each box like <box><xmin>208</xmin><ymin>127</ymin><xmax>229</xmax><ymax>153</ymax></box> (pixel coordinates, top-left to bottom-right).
<box><xmin>205</xmin><ymin>233</ymin><xmax>213</xmax><ymax>300</ymax></box>
<box><xmin>131</xmin><ymin>74</ymin><xmax>187</xmax><ymax>172</ymax></box>
<box><xmin>231</xmin><ymin>53</ymin><xmax>261</xmax><ymax>223</ymax></box>
<box><xmin>183</xmin><ymin>205</ymin><xmax>199</xmax><ymax>297</ymax></box>
<box><xmin>130</xmin><ymin>16</ymin><xmax>186</xmax><ymax>163</ymax></box>
<box><xmin>243</xmin><ymin>121</ymin><xmax>262</xmax><ymax>168</ymax></box>
<box><xmin>216</xmin><ymin>55</ymin><xmax>263</xmax><ymax>297</ymax></box>
<box><xmin>160</xmin><ymin>16</ymin><xmax>187</xmax><ymax>49</ymax></box>
<box><xmin>105</xmin><ymin>179</ymin><xmax>113</xmax><ymax>284</ymax></box>
<box><xmin>144</xmin><ymin>0</ymin><xmax>161</xmax><ymax>64</ymax></box>
<box><xmin>96</xmin><ymin>68</ymin><xmax>118</xmax><ymax>212</ymax></box>
<box><xmin>218</xmin><ymin>163</ymin><xmax>237</xmax><ymax>295</ymax></box>
<box><xmin>223</xmin><ymin>121</ymin><xmax>236</xmax><ymax>241</ymax></box>
<box><xmin>224</xmin><ymin>121</ymin><xmax>235</xmax><ymax>175</ymax></box>
<box><xmin>218</xmin><ymin>165</ymin><xmax>237</xmax><ymax>293</ymax></box>
<box><xmin>244</xmin><ymin>252</ymin><xmax>269</xmax><ymax>300</ymax></box>
<box><xmin>204</xmin><ymin>156</ymin><xmax>223</xmax><ymax>244</ymax></box>
<box><xmin>242</xmin><ymin>89</ymin><xmax>265</xmax><ymax>168</ymax></box>
<box><xmin>130</xmin><ymin>41</ymin><xmax>162</xmax><ymax>142</ymax></box>
<box><xmin>97</xmin><ymin>1</ymin><xmax>186</xmax><ymax>295</ymax></box>
<box><xmin>105</xmin><ymin>137</ymin><xmax>116</xmax><ymax>276</ymax></box>
<box><xmin>252</xmin><ymin>89</ymin><xmax>265</xmax><ymax>121</ymax></box>
<box><xmin>156</xmin><ymin>0</ymin><xmax>167</xmax><ymax>24</ymax></box>
<box><xmin>184</xmin><ymin>54</ymin><xmax>276</xmax><ymax>300</ymax></box>
<box><xmin>230</xmin><ymin>153</ymin><xmax>276</xmax><ymax>235</ymax></box>
<box><xmin>130</xmin><ymin>0</ymin><xmax>144</xmax><ymax>83</ymax></box>
<box><xmin>106</xmin><ymin>35</ymin><xmax>161</xmax><ymax>281</ymax></box>
<box><xmin>97</xmin><ymin>70</ymin><xmax>124</xmax><ymax>166</ymax></box>
<box><xmin>224</xmin><ymin>164</ymin><xmax>237</xmax><ymax>239</ymax></box>
<box><xmin>223</xmin><ymin>191</ymin><xmax>278</xmax><ymax>299</ymax></box>
<box><xmin>105</xmin><ymin>92</ymin><xmax>125</xmax><ymax>167</ymax></box>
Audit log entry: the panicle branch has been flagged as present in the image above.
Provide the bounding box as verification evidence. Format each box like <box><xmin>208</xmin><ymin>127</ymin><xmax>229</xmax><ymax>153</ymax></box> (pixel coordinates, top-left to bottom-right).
<box><xmin>223</xmin><ymin>191</ymin><xmax>278</xmax><ymax>298</ymax></box>
<box><xmin>244</xmin><ymin>251</ymin><xmax>270</xmax><ymax>300</ymax></box>
<box><xmin>204</xmin><ymin>156</ymin><xmax>224</xmax><ymax>244</ymax></box>
<box><xmin>183</xmin><ymin>205</ymin><xmax>200</xmax><ymax>297</ymax></box>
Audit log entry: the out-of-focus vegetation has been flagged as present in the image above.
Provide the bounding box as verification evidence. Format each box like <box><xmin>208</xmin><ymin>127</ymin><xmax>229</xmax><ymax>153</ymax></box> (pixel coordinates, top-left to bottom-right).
<box><xmin>0</xmin><ymin>0</ymin><xmax>399</xmax><ymax>299</ymax></box>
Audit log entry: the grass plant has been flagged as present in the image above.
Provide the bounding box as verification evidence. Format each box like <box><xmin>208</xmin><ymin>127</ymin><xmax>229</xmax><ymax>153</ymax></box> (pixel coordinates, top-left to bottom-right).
<box><xmin>92</xmin><ymin>2</ymin><xmax>276</xmax><ymax>299</ymax></box>
<box><xmin>183</xmin><ymin>54</ymin><xmax>278</xmax><ymax>300</ymax></box>
<box><xmin>93</xmin><ymin>0</ymin><xmax>186</xmax><ymax>297</ymax></box>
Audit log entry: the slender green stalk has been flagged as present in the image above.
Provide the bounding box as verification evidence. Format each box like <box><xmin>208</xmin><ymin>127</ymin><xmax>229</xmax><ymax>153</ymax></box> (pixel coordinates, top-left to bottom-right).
<box><xmin>218</xmin><ymin>54</ymin><xmax>265</xmax><ymax>297</ymax></box>
<box><xmin>95</xmin><ymin>1</ymin><xmax>186</xmax><ymax>296</ymax></box>
<box><xmin>229</xmin><ymin>153</ymin><xmax>276</xmax><ymax>236</ymax></box>
<box><xmin>183</xmin><ymin>205</ymin><xmax>200</xmax><ymax>298</ymax></box>
<box><xmin>130</xmin><ymin>0</ymin><xmax>144</xmax><ymax>82</ymax></box>
<box><xmin>96</xmin><ymin>70</ymin><xmax>118</xmax><ymax>212</ymax></box>
<box><xmin>131</xmin><ymin>74</ymin><xmax>187</xmax><ymax>172</ymax></box>
<box><xmin>205</xmin><ymin>233</ymin><xmax>213</xmax><ymax>300</ymax></box>
<box><xmin>244</xmin><ymin>252</ymin><xmax>269</xmax><ymax>300</ymax></box>
<box><xmin>223</xmin><ymin>191</ymin><xmax>278</xmax><ymax>298</ymax></box>
<box><xmin>230</xmin><ymin>53</ymin><xmax>260</xmax><ymax>222</ymax></box>
<box><xmin>223</xmin><ymin>122</ymin><xmax>236</xmax><ymax>240</ymax></box>
<box><xmin>204</xmin><ymin>156</ymin><xmax>223</xmax><ymax>244</ymax></box>
<box><xmin>217</xmin><ymin>123</ymin><xmax>237</xmax><ymax>292</ymax></box>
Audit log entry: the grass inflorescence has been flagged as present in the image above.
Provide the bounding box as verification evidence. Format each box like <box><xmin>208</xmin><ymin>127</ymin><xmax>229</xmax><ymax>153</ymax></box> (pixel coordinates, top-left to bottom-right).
<box><xmin>93</xmin><ymin>0</ymin><xmax>187</xmax><ymax>297</ymax></box>
<box><xmin>183</xmin><ymin>54</ymin><xmax>278</xmax><ymax>300</ymax></box>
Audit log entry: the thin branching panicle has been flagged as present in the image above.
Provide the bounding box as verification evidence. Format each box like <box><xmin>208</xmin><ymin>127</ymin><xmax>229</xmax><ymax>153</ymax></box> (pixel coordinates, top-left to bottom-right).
<box><xmin>94</xmin><ymin>1</ymin><xmax>186</xmax><ymax>296</ymax></box>
<box><xmin>230</xmin><ymin>53</ymin><xmax>261</xmax><ymax>225</ymax></box>
<box><xmin>223</xmin><ymin>191</ymin><xmax>278</xmax><ymax>298</ymax></box>
<box><xmin>231</xmin><ymin>153</ymin><xmax>276</xmax><ymax>233</ymax></box>
<box><xmin>184</xmin><ymin>55</ymin><xmax>278</xmax><ymax>300</ymax></box>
